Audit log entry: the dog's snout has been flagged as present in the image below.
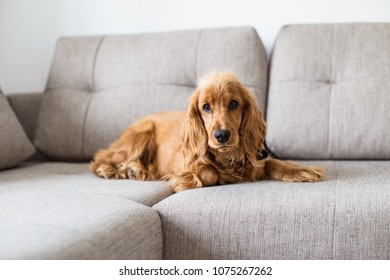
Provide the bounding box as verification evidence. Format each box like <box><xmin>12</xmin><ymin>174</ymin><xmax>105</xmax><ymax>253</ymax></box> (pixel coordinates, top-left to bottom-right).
<box><xmin>214</xmin><ymin>130</ymin><xmax>231</xmax><ymax>144</ymax></box>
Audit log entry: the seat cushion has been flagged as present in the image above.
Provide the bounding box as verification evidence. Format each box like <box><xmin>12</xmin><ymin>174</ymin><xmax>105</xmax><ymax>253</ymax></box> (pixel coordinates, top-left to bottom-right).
<box><xmin>0</xmin><ymin>196</ymin><xmax>162</xmax><ymax>259</ymax></box>
<box><xmin>154</xmin><ymin>160</ymin><xmax>390</xmax><ymax>259</ymax></box>
<box><xmin>0</xmin><ymin>88</ymin><xmax>35</xmax><ymax>170</ymax></box>
<box><xmin>266</xmin><ymin>23</ymin><xmax>390</xmax><ymax>159</ymax></box>
<box><xmin>0</xmin><ymin>162</ymin><xmax>172</xmax><ymax>206</ymax></box>
<box><xmin>34</xmin><ymin>27</ymin><xmax>267</xmax><ymax>160</ymax></box>
<box><xmin>0</xmin><ymin>162</ymin><xmax>170</xmax><ymax>259</ymax></box>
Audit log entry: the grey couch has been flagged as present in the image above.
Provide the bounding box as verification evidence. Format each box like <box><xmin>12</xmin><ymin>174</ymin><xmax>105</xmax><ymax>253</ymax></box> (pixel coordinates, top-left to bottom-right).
<box><xmin>1</xmin><ymin>24</ymin><xmax>390</xmax><ymax>260</ymax></box>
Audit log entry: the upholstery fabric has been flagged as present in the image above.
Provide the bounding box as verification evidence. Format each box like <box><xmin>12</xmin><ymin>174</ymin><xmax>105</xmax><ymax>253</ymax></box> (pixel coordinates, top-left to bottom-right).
<box><xmin>0</xmin><ymin>162</ymin><xmax>173</xmax><ymax>206</ymax></box>
<box><xmin>7</xmin><ymin>93</ymin><xmax>47</xmax><ymax>161</ymax></box>
<box><xmin>266</xmin><ymin>23</ymin><xmax>390</xmax><ymax>159</ymax></box>
<box><xmin>0</xmin><ymin>88</ymin><xmax>35</xmax><ymax>170</ymax></box>
<box><xmin>0</xmin><ymin>162</ymin><xmax>171</xmax><ymax>259</ymax></box>
<box><xmin>35</xmin><ymin>27</ymin><xmax>268</xmax><ymax>160</ymax></box>
<box><xmin>7</xmin><ymin>93</ymin><xmax>43</xmax><ymax>143</ymax></box>
<box><xmin>0</xmin><ymin>195</ymin><xmax>163</xmax><ymax>259</ymax></box>
<box><xmin>154</xmin><ymin>160</ymin><xmax>390</xmax><ymax>259</ymax></box>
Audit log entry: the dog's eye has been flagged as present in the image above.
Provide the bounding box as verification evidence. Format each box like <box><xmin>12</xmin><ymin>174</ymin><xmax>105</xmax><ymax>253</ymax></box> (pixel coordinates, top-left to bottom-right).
<box><xmin>203</xmin><ymin>103</ymin><xmax>212</xmax><ymax>113</ymax></box>
<box><xmin>229</xmin><ymin>100</ymin><xmax>239</xmax><ymax>110</ymax></box>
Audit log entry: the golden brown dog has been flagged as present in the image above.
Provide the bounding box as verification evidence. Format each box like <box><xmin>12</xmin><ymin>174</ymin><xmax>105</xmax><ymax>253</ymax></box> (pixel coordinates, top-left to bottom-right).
<box><xmin>90</xmin><ymin>72</ymin><xmax>324</xmax><ymax>192</ymax></box>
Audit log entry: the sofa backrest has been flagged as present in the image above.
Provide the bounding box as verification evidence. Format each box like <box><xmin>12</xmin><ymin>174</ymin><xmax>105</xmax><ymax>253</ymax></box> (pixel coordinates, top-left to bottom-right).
<box><xmin>34</xmin><ymin>27</ymin><xmax>268</xmax><ymax>160</ymax></box>
<box><xmin>266</xmin><ymin>23</ymin><xmax>390</xmax><ymax>159</ymax></box>
<box><xmin>0</xmin><ymin>88</ymin><xmax>35</xmax><ymax>169</ymax></box>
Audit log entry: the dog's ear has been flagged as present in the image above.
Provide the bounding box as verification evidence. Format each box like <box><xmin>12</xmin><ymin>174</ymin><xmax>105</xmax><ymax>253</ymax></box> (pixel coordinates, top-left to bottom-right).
<box><xmin>181</xmin><ymin>90</ymin><xmax>208</xmax><ymax>163</ymax></box>
<box><xmin>239</xmin><ymin>83</ymin><xmax>267</xmax><ymax>165</ymax></box>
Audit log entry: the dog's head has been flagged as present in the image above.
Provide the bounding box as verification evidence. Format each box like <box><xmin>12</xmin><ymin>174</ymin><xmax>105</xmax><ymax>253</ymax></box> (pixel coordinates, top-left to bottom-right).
<box><xmin>182</xmin><ymin>71</ymin><xmax>266</xmax><ymax>164</ymax></box>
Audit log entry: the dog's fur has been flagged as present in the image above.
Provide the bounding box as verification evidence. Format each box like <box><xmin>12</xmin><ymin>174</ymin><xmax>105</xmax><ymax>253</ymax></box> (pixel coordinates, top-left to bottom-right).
<box><xmin>90</xmin><ymin>72</ymin><xmax>324</xmax><ymax>192</ymax></box>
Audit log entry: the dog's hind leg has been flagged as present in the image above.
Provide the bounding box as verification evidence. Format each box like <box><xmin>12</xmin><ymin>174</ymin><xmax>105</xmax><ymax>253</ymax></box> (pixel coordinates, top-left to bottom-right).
<box><xmin>90</xmin><ymin>119</ymin><xmax>156</xmax><ymax>180</ymax></box>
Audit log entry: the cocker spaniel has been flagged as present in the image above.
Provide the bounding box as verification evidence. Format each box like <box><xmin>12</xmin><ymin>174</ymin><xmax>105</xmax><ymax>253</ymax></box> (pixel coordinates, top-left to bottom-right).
<box><xmin>90</xmin><ymin>72</ymin><xmax>324</xmax><ymax>192</ymax></box>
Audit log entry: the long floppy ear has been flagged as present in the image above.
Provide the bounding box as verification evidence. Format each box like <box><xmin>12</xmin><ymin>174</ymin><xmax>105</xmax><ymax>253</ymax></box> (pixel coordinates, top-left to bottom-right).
<box><xmin>181</xmin><ymin>90</ymin><xmax>208</xmax><ymax>163</ymax></box>
<box><xmin>239</xmin><ymin>83</ymin><xmax>267</xmax><ymax>165</ymax></box>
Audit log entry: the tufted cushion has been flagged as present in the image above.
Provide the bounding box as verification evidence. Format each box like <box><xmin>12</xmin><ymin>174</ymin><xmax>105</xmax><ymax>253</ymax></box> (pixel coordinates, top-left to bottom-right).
<box><xmin>155</xmin><ymin>161</ymin><xmax>390</xmax><ymax>260</ymax></box>
<box><xmin>0</xmin><ymin>87</ymin><xmax>35</xmax><ymax>170</ymax></box>
<box><xmin>35</xmin><ymin>27</ymin><xmax>267</xmax><ymax>160</ymax></box>
<box><xmin>266</xmin><ymin>23</ymin><xmax>390</xmax><ymax>159</ymax></box>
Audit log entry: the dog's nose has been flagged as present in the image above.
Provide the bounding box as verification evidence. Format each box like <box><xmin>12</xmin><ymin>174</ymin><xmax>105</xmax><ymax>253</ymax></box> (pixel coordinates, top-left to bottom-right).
<box><xmin>214</xmin><ymin>130</ymin><xmax>231</xmax><ymax>144</ymax></box>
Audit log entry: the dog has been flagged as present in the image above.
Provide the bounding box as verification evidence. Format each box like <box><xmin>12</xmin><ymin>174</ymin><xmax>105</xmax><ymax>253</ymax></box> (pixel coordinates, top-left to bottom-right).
<box><xmin>90</xmin><ymin>71</ymin><xmax>324</xmax><ymax>192</ymax></box>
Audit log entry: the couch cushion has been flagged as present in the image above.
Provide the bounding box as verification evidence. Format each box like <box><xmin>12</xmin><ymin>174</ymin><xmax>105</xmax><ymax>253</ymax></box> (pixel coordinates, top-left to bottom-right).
<box><xmin>0</xmin><ymin>162</ymin><xmax>169</xmax><ymax>259</ymax></box>
<box><xmin>0</xmin><ymin>194</ymin><xmax>162</xmax><ymax>259</ymax></box>
<box><xmin>266</xmin><ymin>23</ymin><xmax>390</xmax><ymax>159</ymax></box>
<box><xmin>35</xmin><ymin>27</ymin><xmax>268</xmax><ymax>160</ymax></box>
<box><xmin>154</xmin><ymin>160</ymin><xmax>390</xmax><ymax>259</ymax></box>
<box><xmin>6</xmin><ymin>93</ymin><xmax>43</xmax><ymax>143</ymax></box>
<box><xmin>0</xmin><ymin>88</ymin><xmax>35</xmax><ymax>170</ymax></box>
<box><xmin>0</xmin><ymin>162</ymin><xmax>172</xmax><ymax>206</ymax></box>
<box><xmin>7</xmin><ymin>93</ymin><xmax>48</xmax><ymax>161</ymax></box>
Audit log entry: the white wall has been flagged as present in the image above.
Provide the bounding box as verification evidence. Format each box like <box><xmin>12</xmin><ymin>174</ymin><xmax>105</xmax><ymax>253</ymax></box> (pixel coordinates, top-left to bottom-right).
<box><xmin>1</xmin><ymin>0</ymin><xmax>389</xmax><ymax>93</ymax></box>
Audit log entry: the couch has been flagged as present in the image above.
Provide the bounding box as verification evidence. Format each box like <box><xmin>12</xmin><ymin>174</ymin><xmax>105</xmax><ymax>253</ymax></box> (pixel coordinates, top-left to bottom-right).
<box><xmin>1</xmin><ymin>23</ymin><xmax>390</xmax><ymax>260</ymax></box>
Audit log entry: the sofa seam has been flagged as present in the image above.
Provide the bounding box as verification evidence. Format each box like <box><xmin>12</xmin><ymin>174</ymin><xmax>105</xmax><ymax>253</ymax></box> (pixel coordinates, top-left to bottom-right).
<box><xmin>81</xmin><ymin>36</ymin><xmax>105</xmax><ymax>157</ymax></box>
<box><xmin>331</xmin><ymin>197</ymin><xmax>337</xmax><ymax>259</ymax></box>
<box><xmin>327</xmin><ymin>25</ymin><xmax>336</xmax><ymax>158</ymax></box>
<box><xmin>331</xmin><ymin>161</ymin><xmax>338</xmax><ymax>259</ymax></box>
<box><xmin>153</xmin><ymin>208</ymin><xmax>166</xmax><ymax>260</ymax></box>
<box><xmin>91</xmin><ymin>36</ymin><xmax>105</xmax><ymax>92</ymax></box>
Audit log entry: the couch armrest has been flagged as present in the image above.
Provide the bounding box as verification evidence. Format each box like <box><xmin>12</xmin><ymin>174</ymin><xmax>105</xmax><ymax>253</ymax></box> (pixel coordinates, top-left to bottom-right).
<box><xmin>6</xmin><ymin>92</ymin><xmax>43</xmax><ymax>143</ymax></box>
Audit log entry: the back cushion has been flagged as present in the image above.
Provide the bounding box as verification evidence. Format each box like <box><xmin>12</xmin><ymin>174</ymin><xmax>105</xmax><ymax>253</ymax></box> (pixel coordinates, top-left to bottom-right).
<box><xmin>266</xmin><ymin>23</ymin><xmax>390</xmax><ymax>159</ymax></box>
<box><xmin>35</xmin><ymin>27</ymin><xmax>267</xmax><ymax>160</ymax></box>
<box><xmin>0</xmin><ymin>88</ymin><xmax>35</xmax><ymax>170</ymax></box>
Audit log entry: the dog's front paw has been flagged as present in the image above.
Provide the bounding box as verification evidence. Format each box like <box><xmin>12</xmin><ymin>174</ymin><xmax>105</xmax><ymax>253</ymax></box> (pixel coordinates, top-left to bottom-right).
<box><xmin>163</xmin><ymin>173</ymin><xmax>202</xmax><ymax>192</ymax></box>
<box><xmin>127</xmin><ymin>166</ymin><xmax>154</xmax><ymax>181</ymax></box>
<box><xmin>283</xmin><ymin>166</ymin><xmax>324</xmax><ymax>182</ymax></box>
<box><xmin>95</xmin><ymin>164</ymin><xmax>121</xmax><ymax>179</ymax></box>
